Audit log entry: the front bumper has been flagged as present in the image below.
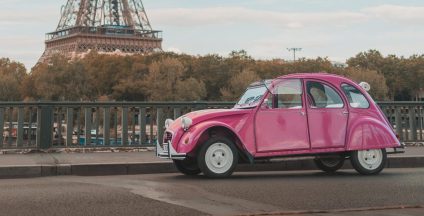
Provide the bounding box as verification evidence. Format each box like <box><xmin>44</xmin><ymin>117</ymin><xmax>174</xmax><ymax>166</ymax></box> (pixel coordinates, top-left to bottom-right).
<box><xmin>156</xmin><ymin>141</ymin><xmax>187</xmax><ymax>160</ymax></box>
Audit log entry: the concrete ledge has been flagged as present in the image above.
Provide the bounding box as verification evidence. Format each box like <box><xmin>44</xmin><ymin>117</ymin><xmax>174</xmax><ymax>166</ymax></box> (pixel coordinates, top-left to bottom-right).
<box><xmin>388</xmin><ymin>157</ymin><xmax>424</xmax><ymax>168</ymax></box>
<box><xmin>72</xmin><ymin>163</ymin><xmax>128</xmax><ymax>176</ymax></box>
<box><xmin>0</xmin><ymin>157</ymin><xmax>423</xmax><ymax>179</ymax></box>
<box><xmin>127</xmin><ymin>162</ymin><xmax>177</xmax><ymax>175</ymax></box>
<box><xmin>0</xmin><ymin>166</ymin><xmax>41</xmax><ymax>179</ymax></box>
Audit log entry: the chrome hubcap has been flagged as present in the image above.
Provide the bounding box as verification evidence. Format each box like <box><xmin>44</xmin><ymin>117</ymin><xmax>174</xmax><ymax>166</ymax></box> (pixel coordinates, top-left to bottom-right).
<box><xmin>205</xmin><ymin>143</ymin><xmax>233</xmax><ymax>174</ymax></box>
<box><xmin>357</xmin><ymin>149</ymin><xmax>383</xmax><ymax>170</ymax></box>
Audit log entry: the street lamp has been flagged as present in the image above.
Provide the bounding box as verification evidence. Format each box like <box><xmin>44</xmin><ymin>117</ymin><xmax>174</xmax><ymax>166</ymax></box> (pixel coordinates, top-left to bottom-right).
<box><xmin>287</xmin><ymin>48</ymin><xmax>303</xmax><ymax>61</ymax></box>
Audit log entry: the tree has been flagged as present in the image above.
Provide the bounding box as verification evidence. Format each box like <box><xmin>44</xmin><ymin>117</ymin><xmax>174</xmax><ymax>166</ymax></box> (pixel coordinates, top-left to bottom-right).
<box><xmin>345</xmin><ymin>67</ymin><xmax>389</xmax><ymax>100</ymax></box>
<box><xmin>175</xmin><ymin>78</ymin><xmax>207</xmax><ymax>101</ymax></box>
<box><xmin>143</xmin><ymin>57</ymin><xmax>206</xmax><ymax>101</ymax></box>
<box><xmin>220</xmin><ymin>69</ymin><xmax>260</xmax><ymax>101</ymax></box>
<box><xmin>0</xmin><ymin>58</ymin><xmax>27</xmax><ymax>101</ymax></box>
<box><xmin>346</xmin><ymin>50</ymin><xmax>385</xmax><ymax>71</ymax></box>
<box><xmin>12</xmin><ymin>49</ymin><xmax>424</xmax><ymax>102</ymax></box>
<box><xmin>191</xmin><ymin>54</ymin><xmax>230</xmax><ymax>100</ymax></box>
<box><xmin>112</xmin><ymin>62</ymin><xmax>149</xmax><ymax>101</ymax></box>
<box><xmin>23</xmin><ymin>55</ymin><xmax>90</xmax><ymax>101</ymax></box>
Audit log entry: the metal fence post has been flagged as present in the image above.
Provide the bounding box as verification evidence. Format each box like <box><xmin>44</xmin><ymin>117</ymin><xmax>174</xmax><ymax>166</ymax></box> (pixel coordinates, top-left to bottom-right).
<box><xmin>8</xmin><ymin>108</ymin><xmax>13</xmax><ymax>146</ymax></box>
<box><xmin>85</xmin><ymin>107</ymin><xmax>92</xmax><ymax>146</ymax></box>
<box><xmin>122</xmin><ymin>107</ymin><xmax>129</xmax><ymax>146</ymax></box>
<box><xmin>16</xmin><ymin>107</ymin><xmax>24</xmax><ymax>148</ymax></box>
<box><xmin>103</xmin><ymin>107</ymin><xmax>111</xmax><ymax>146</ymax></box>
<box><xmin>37</xmin><ymin>105</ymin><xmax>53</xmax><ymax>150</ymax></box>
<box><xmin>66</xmin><ymin>108</ymin><xmax>74</xmax><ymax>147</ymax></box>
<box><xmin>409</xmin><ymin>106</ymin><xmax>417</xmax><ymax>141</ymax></box>
<box><xmin>157</xmin><ymin>108</ymin><xmax>164</xmax><ymax>145</ymax></box>
<box><xmin>395</xmin><ymin>106</ymin><xmax>403</xmax><ymax>141</ymax></box>
<box><xmin>0</xmin><ymin>108</ymin><xmax>4</xmax><ymax>148</ymax></box>
<box><xmin>139</xmin><ymin>107</ymin><xmax>147</xmax><ymax>145</ymax></box>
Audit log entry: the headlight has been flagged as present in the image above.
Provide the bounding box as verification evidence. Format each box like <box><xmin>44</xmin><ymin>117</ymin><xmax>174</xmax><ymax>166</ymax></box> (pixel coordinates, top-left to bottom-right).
<box><xmin>181</xmin><ymin>116</ymin><xmax>193</xmax><ymax>131</ymax></box>
<box><xmin>165</xmin><ymin>119</ymin><xmax>174</xmax><ymax>129</ymax></box>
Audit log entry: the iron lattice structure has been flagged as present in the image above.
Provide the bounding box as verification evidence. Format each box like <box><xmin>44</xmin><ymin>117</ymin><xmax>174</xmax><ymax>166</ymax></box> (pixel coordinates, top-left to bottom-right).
<box><xmin>39</xmin><ymin>0</ymin><xmax>162</xmax><ymax>62</ymax></box>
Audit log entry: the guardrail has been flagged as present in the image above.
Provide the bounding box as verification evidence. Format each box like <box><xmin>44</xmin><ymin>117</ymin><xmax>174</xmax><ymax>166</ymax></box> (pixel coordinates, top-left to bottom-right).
<box><xmin>379</xmin><ymin>102</ymin><xmax>424</xmax><ymax>143</ymax></box>
<box><xmin>0</xmin><ymin>101</ymin><xmax>422</xmax><ymax>150</ymax></box>
<box><xmin>0</xmin><ymin>102</ymin><xmax>234</xmax><ymax>150</ymax></box>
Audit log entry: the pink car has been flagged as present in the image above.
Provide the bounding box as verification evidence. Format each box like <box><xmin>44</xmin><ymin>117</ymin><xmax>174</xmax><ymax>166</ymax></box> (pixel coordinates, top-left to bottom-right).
<box><xmin>157</xmin><ymin>73</ymin><xmax>404</xmax><ymax>178</ymax></box>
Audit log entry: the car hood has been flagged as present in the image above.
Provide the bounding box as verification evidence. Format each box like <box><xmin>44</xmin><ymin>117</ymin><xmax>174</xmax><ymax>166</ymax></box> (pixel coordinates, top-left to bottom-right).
<box><xmin>168</xmin><ymin>108</ymin><xmax>251</xmax><ymax>131</ymax></box>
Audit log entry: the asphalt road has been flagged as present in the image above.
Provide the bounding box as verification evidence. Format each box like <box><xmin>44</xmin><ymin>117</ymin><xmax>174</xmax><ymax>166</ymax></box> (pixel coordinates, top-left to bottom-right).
<box><xmin>0</xmin><ymin>169</ymin><xmax>424</xmax><ymax>216</ymax></box>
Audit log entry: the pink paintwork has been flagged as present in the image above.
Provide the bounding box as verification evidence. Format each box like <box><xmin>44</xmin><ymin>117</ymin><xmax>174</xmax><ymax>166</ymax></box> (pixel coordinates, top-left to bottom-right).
<box><xmin>163</xmin><ymin>73</ymin><xmax>401</xmax><ymax>160</ymax></box>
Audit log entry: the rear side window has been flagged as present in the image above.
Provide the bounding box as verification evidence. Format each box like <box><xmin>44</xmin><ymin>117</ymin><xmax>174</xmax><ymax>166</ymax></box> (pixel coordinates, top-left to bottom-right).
<box><xmin>306</xmin><ymin>81</ymin><xmax>344</xmax><ymax>109</ymax></box>
<box><xmin>341</xmin><ymin>84</ymin><xmax>370</xmax><ymax>109</ymax></box>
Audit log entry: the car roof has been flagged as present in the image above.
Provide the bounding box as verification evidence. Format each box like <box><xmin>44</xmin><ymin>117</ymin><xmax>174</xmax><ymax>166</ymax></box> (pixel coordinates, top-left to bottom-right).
<box><xmin>276</xmin><ymin>72</ymin><xmax>355</xmax><ymax>84</ymax></box>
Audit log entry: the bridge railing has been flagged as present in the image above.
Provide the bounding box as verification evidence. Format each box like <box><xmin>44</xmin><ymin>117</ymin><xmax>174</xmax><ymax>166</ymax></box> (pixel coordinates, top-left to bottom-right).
<box><xmin>0</xmin><ymin>101</ymin><xmax>422</xmax><ymax>150</ymax></box>
<box><xmin>379</xmin><ymin>102</ymin><xmax>424</xmax><ymax>143</ymax></box>
<box><xmin>0</xmin><ymin>102</ymin><xmax>234</xmax><ymax>150</ymax></box>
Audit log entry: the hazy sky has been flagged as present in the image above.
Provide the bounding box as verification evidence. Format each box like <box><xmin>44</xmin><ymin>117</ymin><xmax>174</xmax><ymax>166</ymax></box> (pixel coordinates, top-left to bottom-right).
<box><xmin>0</xmin><ymin>0</ymin><xmax>424</xmax><ymax>69</ymax></box>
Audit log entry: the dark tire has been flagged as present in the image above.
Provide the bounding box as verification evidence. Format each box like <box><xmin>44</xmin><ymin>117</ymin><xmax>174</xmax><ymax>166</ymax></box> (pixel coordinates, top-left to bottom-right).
<box><xmin>351</xmin><ymin>149</ymin><xmax>387</xmax><ymax>175</ymax></box>
<box><xmin>198</xmin><ymin>137</ymin><xmax>238</xmax><ymax>178</ymax></box>
<box><xmin>173</xmin><ymin>158</ymin><xmax>201</xmax><ymax>176</ymax></box>
<box><xmin>314</xmin><ymin>155</ymin><xmax>345</xmax><ymax>173</ymax></box>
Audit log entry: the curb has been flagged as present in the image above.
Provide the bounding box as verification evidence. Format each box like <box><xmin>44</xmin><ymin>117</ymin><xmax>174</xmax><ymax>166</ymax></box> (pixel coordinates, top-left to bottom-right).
<box><xmin>0</xmin><ymin>157</ymin><xmax>423</xmax><ymax>179</ymax></box>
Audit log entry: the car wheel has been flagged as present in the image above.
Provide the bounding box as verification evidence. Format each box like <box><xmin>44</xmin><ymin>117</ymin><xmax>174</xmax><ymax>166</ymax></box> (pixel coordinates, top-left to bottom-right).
<box><xmin>173</xmin><ymin>158</ymin><xmax>201</xmax><ymax>176</ymax></box>
<box><xmin>314</xmin><ymin>155</ymin><xmax>345</xmax><ymax>173</ymax></box>
<box><xmin>351</xmin><ymin>149</ymin><xmax>387</xmax><ymax>175</ymax></box>
<box><xmin>198</xmin><ymin>137</ymin><xmax>238</xmax><ymax>178</ymax></box>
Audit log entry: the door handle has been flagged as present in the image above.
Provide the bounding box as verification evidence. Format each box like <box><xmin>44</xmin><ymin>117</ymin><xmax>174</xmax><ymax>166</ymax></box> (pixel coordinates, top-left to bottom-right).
<box><xmin>343</xmin><ymin>111</ymin><xmax>349</xmax><ymax>115</ymax></box>
<box><xmin>300</xmin><ymin>111</ymin><xmax>306</xmax><ymax>116</ymax></box>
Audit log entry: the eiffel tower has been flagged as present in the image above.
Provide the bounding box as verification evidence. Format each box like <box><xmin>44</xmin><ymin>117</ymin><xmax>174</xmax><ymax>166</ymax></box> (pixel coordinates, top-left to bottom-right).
<box><xmin>39</xmin><ymin>0</ymin><xmax>162</xmax><ymax>62</ymax></box>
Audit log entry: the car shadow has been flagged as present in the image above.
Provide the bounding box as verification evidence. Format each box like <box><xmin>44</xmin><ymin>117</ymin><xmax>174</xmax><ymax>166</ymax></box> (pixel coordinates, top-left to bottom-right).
<box><xmin>168</xmin><ymin>170</ymin><xmax>401</xmax><ymax>181</ymax></box>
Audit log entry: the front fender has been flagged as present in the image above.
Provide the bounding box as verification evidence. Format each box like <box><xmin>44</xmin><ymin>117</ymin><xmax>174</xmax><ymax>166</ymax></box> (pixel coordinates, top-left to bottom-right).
<box><xmin>176</xmin><ymin>121</ymin><xmax>246</xmax><ymax>156</ymax></box>
<box><xmin>347</xmin><ymin>117</ymin><xmax>400</xmax><ymax>151</ymax></box>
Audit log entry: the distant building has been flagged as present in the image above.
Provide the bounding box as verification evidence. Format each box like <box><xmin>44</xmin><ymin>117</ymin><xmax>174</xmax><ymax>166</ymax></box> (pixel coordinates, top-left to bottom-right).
<box><xmin>39</xmin><ymin>0</ymin><xmax>162</xmax><ymax>63</ymax></box>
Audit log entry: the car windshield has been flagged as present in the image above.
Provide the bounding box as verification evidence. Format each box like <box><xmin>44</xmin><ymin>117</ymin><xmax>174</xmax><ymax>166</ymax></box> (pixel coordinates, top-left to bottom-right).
<box><xmin>236</xmin><ymin>86</ymin><xmax>268</xmax><ymax>107</ymax></box>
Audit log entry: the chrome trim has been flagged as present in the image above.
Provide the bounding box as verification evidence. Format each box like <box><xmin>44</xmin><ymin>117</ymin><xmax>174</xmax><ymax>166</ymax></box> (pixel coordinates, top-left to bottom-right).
<box><xmin>156</xmin><ymin>130</ymin><xmax>186</xmax><ymax>160</ymax></box>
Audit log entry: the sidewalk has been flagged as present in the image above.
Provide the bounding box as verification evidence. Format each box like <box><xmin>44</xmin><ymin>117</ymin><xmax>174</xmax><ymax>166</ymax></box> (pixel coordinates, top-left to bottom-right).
<box><xmin>0</xmin><ymin>147</ymin><xmax>423</xmax><ymax>179</ymax></box>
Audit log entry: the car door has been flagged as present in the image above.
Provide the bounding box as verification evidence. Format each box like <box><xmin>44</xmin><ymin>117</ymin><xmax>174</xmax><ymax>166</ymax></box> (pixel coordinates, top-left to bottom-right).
<box><xmin>255</xmin><ymin>79</ymin><xmax>310</xmax><ymax>152</ymax></box>
<box><xmin>305</xmin><ymin>80</ymin><xmax>348</xmax><ymax>149</ymax></box>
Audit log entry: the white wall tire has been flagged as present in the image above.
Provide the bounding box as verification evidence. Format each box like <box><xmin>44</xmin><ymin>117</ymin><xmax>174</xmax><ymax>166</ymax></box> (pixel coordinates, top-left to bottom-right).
<box><xmin>351</xmin><ymin>149</ymin><xmax>387</xmax><ymax>175</ymax></box>
<box><xmin>198</xmin><ymin>137</ymin><xmax>238</xmax><ymax>178</ymax></box>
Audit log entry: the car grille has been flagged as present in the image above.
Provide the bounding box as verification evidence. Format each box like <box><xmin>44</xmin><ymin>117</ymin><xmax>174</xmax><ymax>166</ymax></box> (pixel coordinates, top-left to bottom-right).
<box><xmin>163</xmin><ymin>132</ymin><xmax>173</xmax><ymax>144</ymax></box>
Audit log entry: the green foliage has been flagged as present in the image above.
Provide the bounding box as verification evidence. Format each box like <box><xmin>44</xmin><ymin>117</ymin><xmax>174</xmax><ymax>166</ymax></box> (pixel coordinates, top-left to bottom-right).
<box><xmin>347</xmin><ymin>50</ymin><xmax>424</xmax><ymax>100</ymax></box>
<box><xmin>0</xmin><ymin>58</ymin><xmax>27</xmax><ymax>101</ymax></box>
<box><xmin>2</xmin><ymin>49</ymin><xmax>423</xmax><ymax>102</ymax></box>
<box><xmin>344</xmin><ymin>67</ymin><xmax>389</xmax><ymax>101</ymax></box>
<box><xmin>220</xmin><ymin>69</ymin><xmax>260</xmax><ymax>101</ymax></box>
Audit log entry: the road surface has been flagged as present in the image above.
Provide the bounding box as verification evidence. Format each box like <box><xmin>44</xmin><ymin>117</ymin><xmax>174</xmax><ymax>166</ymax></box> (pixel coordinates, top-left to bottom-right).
<box><xmin>0</xmin><ymin>168</ymin><xmax>423</xmax><ymax>216</ymax></box>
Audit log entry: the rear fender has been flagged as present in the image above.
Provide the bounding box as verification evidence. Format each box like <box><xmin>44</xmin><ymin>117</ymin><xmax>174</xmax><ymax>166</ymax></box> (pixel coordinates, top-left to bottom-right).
<box><xmin>347</xmin><ymin>117</ymin><xmax>400</xmax><ymax>151</ymax></box>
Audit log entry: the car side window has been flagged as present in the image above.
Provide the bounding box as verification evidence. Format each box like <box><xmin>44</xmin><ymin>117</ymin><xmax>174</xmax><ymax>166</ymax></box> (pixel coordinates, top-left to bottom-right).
<box><xmin>342</xmin><ymin>84</ymin><xmax>370</xmax><ymax>109</ymax></box>
<box><xmin>307</xmin><ymin>81</ymin><xmax>344</xmax><ymax>109</ymax></box>
<box><xmin>272</xmin><ymin>79</ymin><xmax>303</xmax><ymax>109</ymax></box>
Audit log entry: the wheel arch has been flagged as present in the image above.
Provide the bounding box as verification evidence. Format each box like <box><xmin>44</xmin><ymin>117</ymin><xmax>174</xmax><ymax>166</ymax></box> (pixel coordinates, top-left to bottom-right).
<box><xmin>193</xmin><ymin>124</ymin><xmax>254</xmax><ymax>164</ymax></box>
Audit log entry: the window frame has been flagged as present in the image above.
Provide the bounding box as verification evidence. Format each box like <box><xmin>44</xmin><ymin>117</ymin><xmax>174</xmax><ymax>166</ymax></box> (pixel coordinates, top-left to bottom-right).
<box><xmin>340</xmin><ymin>83</ymin><xmax>371</xmax><ymax>109</ymax></box>
<box><xmin>305</xmin><ymin>80</ymin><xmax>346</xmax><ymax>110</ymax></box>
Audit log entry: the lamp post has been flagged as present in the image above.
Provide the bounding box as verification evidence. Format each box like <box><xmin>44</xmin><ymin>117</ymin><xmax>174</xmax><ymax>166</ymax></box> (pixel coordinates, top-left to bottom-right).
<box><xmin>287</xmin><ymin>48</ymin><xmax>303</xmax><ymax>61</ymax></box>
